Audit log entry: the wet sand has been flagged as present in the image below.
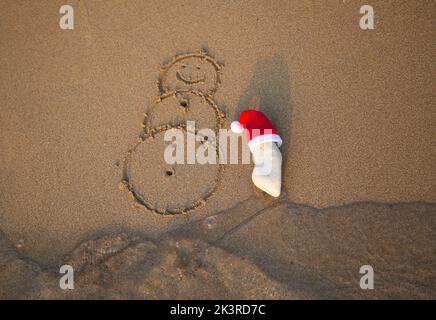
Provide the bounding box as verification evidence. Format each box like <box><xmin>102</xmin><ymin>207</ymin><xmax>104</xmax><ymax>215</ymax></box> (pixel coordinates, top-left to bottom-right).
<box><xmin>1</xmin><ymin>201</ymin><xmax>435</xmax><ymax>299</ymax></box>
<box><xmin>0</xmin><ymin>0</ymin><xmax>435</xmax><ymax>298</ymax></box>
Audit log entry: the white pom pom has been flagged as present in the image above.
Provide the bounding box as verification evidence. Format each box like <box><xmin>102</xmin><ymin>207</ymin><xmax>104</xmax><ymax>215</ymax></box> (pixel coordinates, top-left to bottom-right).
<box><xmin>231</xmin><ymin>121</ymin><xmax>244</xmax><ymax>133</ymax></box>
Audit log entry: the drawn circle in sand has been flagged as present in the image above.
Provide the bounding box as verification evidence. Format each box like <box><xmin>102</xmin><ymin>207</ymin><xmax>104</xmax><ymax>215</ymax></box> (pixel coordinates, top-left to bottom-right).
<box><xmin>143</xmin><ymin>90</ymin><xmax>225</xmax><ymax>135</ymax></box>
<box><xmin>122</xmin><ymin>125</ymin><xmax>223</xmax><ymax>215</ymax></box>
<box><xmin>158</xmin><ymin>52</ymin><xmax>223</xmax><ymax>96</ymax></box>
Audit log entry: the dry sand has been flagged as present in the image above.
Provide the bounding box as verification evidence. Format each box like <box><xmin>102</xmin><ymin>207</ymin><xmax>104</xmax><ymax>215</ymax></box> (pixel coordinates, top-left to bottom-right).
<box><xmin>0</xmin><ymin>0</ymin><xmax>435</xmax><ymax>298</ymax></box>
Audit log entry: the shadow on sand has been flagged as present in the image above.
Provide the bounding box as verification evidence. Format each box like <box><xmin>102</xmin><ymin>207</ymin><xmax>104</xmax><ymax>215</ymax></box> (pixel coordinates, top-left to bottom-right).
<box><xmin>236</xmin><ymin>55</ymin><xmax>293</xmax><ymax>196</ymax></box>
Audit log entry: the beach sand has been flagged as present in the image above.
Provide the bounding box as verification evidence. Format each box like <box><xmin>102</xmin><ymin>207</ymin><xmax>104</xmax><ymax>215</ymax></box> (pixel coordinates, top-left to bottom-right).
<box><xmin>0</xmin><ymin>0</ymin><xmax>435</xmax><ymax>298</ymax></box>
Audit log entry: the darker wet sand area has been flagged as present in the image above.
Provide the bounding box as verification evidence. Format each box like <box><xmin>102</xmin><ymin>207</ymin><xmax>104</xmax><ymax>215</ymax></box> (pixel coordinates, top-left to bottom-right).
<box><xmin>1</xmin><ymin>201</ymin><xmax>435</xmax><ymax>299</ymax></box>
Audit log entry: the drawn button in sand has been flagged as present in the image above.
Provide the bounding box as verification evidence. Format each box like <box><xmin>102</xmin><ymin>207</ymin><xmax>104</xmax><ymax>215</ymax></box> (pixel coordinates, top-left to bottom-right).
<box><xmin>144</xmin><ymin>90</ymin><xmax>225</xmax><ymax>136</ymax></box>
<box><xmin>122</xmin><ymin>126</ymin><xmax>221</xmax><ymax>215</ymax></box>
<box><xmin>159</xmin><ymin>52</ymin><xmax>223</xmax><ymax>96</ymax></box>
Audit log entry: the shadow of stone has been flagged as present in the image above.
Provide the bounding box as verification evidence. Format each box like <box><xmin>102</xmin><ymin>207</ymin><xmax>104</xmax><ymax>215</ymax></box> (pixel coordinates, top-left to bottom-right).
<box><xmin>236</xmin><ymin>56</ymin><xmax>293</xmax><ymax>196</ymax></box>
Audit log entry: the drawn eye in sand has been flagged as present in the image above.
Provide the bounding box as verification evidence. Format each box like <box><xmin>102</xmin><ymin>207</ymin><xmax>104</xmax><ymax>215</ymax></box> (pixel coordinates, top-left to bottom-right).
<box><xmin>159</xmin><ymin>52</ymin><xmax>223</xmax><ymax>96</ymax></box>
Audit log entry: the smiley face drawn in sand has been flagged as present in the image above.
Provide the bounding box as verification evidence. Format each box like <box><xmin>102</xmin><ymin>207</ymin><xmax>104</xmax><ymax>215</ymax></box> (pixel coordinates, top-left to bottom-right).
<box><xmin>158</xmin><ymin>52</ymin><xmax>223</xmax><ymax>96</ymax></box>
<box><xmin>176</xmin><ymin>63</ymin><xmax>205</xmax><ymax>84</ymax></box>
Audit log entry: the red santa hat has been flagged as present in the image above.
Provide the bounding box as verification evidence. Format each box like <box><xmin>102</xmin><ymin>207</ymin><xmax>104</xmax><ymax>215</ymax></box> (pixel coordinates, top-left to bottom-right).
<box><xmin>231</xmin><ymin>109</ymin><xmax>282</xmax><ymax>152</ymax></box>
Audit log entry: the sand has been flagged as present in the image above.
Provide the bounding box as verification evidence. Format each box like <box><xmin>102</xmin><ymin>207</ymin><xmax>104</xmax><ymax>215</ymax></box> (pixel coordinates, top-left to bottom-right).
<box><xmin>0</xmin><ymin>0</ymin><xmax>435</xmax><ymax>299</ymax></box>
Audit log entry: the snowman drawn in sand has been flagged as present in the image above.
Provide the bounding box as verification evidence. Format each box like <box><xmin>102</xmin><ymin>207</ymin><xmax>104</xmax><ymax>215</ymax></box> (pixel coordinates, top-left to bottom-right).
<box><xmin>119</xmin><ymin>50</ymin><xmax>226</xmax><ymax>215</ymax></box>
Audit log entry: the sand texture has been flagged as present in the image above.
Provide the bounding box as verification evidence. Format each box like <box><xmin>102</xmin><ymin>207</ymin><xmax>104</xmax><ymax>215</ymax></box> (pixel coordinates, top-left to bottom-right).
<box><xmin>0</xmin><ymin>0</ymin><xmax>435</xmax><ymax>299</ymax></box>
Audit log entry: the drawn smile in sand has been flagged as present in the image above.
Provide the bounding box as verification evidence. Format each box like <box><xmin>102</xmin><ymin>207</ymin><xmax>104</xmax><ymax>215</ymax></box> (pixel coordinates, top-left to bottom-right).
<box><xmin>120</xmin><ymin>51</ymin><xmax>226</xmax><ymax>215</ymax></box>
<box><xmin>158</xmin><ymin>52</ymin><xmax>223</xmax><ymax>96</ymax></box>
<box><xmin>176</xmin><ymin>67</ymin><xmax>205</xmax><ymax>84</ymax></box>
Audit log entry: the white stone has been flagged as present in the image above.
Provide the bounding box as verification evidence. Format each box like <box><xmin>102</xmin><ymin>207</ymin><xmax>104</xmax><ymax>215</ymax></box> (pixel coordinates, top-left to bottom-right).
<box><xmin>251</xmin><ymin>142</ymin><xmax>282</xmax><ymax>197</ymax></box>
